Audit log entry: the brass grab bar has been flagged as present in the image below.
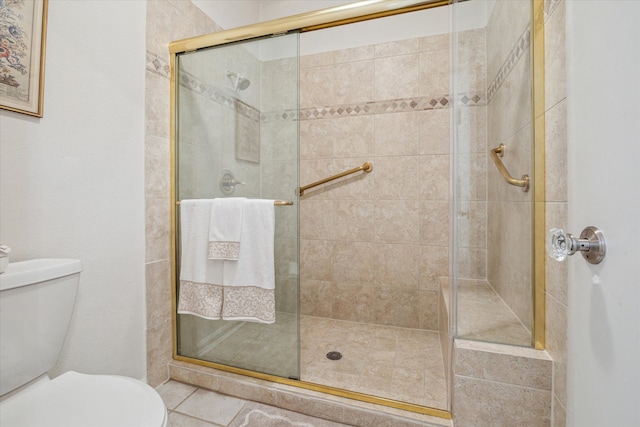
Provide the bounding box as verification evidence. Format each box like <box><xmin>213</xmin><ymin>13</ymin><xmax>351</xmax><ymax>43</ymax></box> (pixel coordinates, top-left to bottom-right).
<box><xmin>299</xmin><ymin>162</ymin><xmax>373</xmax><ymax>196</ymax></box>
<box><xmin>176</xmin><ymin>200</ymin><xmax>293</xmax><ymax>206</ymax></box>
<box><xmin>489</xmin><ymin>144</ymin><xmax>529</xmax><ymax>192</ymax></box>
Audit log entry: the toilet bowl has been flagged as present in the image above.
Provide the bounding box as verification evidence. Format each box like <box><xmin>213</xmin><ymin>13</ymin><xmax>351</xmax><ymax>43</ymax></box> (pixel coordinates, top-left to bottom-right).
<box><xmin>0</xmin><ymin>259</ymin><xmax>167</xmax><ymax>427</ymax></box>
<box><xmin>0</xmin><ymin>371</ymin><xmax>167</xmax><ymax>427</ymax></box>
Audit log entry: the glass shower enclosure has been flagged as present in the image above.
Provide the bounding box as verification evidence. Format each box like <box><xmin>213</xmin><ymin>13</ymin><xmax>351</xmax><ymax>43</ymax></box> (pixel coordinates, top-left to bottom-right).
<box><xmin>174</xmin><ymin>33</ymin><xmax>300</xmax><ymax>380</ymax></box>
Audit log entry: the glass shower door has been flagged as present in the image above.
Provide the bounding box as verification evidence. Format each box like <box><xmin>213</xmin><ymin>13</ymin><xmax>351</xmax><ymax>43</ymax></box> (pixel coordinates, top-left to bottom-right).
<box><xmin>175</xmin><ymin>33</ymin><xmax>300</xmax><ymax>379</ymax></box>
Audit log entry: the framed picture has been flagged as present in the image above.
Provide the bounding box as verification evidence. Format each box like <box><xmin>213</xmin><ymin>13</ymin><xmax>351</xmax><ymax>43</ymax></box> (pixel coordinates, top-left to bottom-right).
<box><xmin>0</xmin><ymin>0</ymin><xmax>48</xmax><ymax>117</ymax></box>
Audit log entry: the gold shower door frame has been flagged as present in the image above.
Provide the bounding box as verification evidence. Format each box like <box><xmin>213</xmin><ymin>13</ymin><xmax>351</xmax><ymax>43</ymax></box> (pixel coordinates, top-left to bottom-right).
<box><xmin>169</xmin><ymin>0</ymin><xmax>546</xmax><ymax>419</ymax></box>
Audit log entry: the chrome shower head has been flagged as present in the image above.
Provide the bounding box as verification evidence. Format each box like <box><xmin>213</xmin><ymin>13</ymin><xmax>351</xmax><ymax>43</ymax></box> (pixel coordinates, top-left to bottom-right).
<box><xmin>226</xmin><ymin>70</ymin><xmax>250</xmax><ymax>91</ymax></box>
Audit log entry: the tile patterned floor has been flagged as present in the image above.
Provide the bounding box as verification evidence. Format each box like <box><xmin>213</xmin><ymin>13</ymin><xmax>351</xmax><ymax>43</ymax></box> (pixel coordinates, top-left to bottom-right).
<box><xmin>194</xmin><ymin>314</ymin><xmax>447</xmax><ymax>409</ymax></box>
<box><xmin>300</xmin><ymin>317</ymin><xmax>447</xmax><ymax>408</ymax></box>
<box><xmin>157</xmin><ymin>380</ymin><xmax>352</xmax><ymax>427</ymax></box>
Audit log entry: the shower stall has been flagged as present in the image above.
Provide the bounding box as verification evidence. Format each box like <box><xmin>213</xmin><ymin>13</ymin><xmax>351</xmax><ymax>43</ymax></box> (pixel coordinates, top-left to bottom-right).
<box><xmin>170</xmin><ymin>0</ymin><xmax>544</xmax><ymax>420</ymax></box>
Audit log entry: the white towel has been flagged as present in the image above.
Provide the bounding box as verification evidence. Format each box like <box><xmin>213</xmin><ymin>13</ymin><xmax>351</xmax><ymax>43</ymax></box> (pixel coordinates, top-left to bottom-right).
<box><xmin>222</xmin><ymin>199</ymin><xmax>276</xmax><ymax>323</ymax></box>
<box><xmin>178</xmin><ymin>199</ymin><xmax>224</xmax><ymax>319</ymax></box>
<box><xmin>208</xmin><ymin>197</ymin><xmax>246</xmax><ymax>260</ymax></box>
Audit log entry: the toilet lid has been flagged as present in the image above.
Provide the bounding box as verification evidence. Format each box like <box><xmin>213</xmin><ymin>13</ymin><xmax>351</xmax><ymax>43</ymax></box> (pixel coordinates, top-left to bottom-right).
<box><xmin>0</xmin><ymin>371</ymin><xmax>167</xmax><ymax>427</ymax></box>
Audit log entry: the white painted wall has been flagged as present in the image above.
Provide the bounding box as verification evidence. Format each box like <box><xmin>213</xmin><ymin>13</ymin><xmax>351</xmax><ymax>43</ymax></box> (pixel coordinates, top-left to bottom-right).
<box><xmin>0</xmin><ymin>1</ymin><xmax>147</xmax><ymax>380</ymax></box>
<box><xmin>566</xmin><ymin>1</ymin><xmax>640</xmax><ymax>425</ymax></box>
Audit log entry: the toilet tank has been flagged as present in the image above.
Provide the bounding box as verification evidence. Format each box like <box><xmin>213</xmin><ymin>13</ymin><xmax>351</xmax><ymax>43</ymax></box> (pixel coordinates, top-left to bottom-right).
<box><xmin>0</xmin><ymin>259</ymin><xmax>82</xmax><ymax>396</ymax></box>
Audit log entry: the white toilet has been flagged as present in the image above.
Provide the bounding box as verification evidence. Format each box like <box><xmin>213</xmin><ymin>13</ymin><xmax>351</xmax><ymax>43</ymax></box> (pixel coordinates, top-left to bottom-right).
<box><xmin>0</xmin><ymin>258</ymin><xmax>168</xmax><ymax>427</ymax></box>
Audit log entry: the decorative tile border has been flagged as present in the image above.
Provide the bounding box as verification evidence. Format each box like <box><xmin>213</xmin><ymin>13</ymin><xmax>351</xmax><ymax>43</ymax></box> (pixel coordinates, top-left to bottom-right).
<box><xmin>177</xmin><ymin>65</ymin><xmax>486</xmax><ymax>125</ymax></box>
<box><xmin>178</xmin><ymin>70</ymin><xmax>261</xmax><ymax>123</ymax></box>
<box><xmin>146</xmin><ymin>50</ymin><xmax>170</xmax><ymax>78</ymax></box>
<box><xmin>487</xmin><ymin>26</ymin><xmax>531</xmax><ymax>103</ymax></box>
<box><xmin>545</xmin><ymin>0</ymin><xmax>562</xmax><ymax>20</ymax></box>
<box><xmin>285</xmin><ymin>91</ymin><xmax>484</xmax><ymax>123</ymax></box>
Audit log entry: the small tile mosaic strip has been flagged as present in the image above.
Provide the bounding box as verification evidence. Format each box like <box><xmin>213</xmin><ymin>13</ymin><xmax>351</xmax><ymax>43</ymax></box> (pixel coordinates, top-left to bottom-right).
<box><xmin>176</xmin><ymin>66</ymin><xmax>485</xmax><ymax>125</ymax></box>
<box><xmin>146</xmin><ymin>50</ymin><xmax>170</xmax><ymax>78</ymax></box>
<box><xmin>292</xmin><ymin>92</ymin><xmax>484</xmax><ymax>122</ymax></box>
<box><xmin>545</xmin><ymin>0</ymin><xmax>562</xmax><ymax>20</ymax></box>
<box><xmin>179</xmin><ymin>70</ymin><xmax>260</xmax><ymax>123</ymax></box>
<box><xmin>487</xmin><ymin>26</ymin><xmax>531</xmax><ymax>103</ymax></box>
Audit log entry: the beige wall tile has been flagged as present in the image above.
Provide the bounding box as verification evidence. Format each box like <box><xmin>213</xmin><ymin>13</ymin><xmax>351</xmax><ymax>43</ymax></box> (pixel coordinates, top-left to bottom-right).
<box><xmin>300</xmin><ymin>199</ymin><xmax>335</xmax><ymax>240</ymax></box>
<box><xmin>333</xmin><ymin>241</ymin><xmax>376</xmax><ymax>284</ymax></box>
<box><xmin>332</xmin><ymin>282</ymin><xmax>373</xmax><ymax>323</ymax></box>
<box><xmin>334</xmin><ymin>60</ymin><xmax>375</xmax><ymax>105</ymax></box>
<box><xmin>420</xmin><ymin>33</ymin><xmax>450</xmax><ymax>52</ymax></box>
<box><xmin>147</xmin><ymin>320</ymin><xmax>173</xmax><ymax>387</ymax></box>
<box><xmin>420</xmin><ymin>245</ymin><xmax>449</xmax><ymax>291</ymax></box>
<box><xmin>455</xmin><ymin>341</ymin><xmax>552</xmax><ymax>390</ymax></box>
<box><xmin>300</xmin><ymin>239</ymin><xmax>334</xmax><ymax>281</ymax></box>
<box><xmin>374</xmin><ymin>112</ymin><xmax>420</xmax><ymax>156</ymax></box>
<box><xmin>545</xmin><ymin>99</ymin><xmax>568</xmax><ymax>202</ymax></box>
<box><xmin>146</xmin><ymin>72</ymin><xmax>170</xmax><ymax>139</ymax></box>
<box><xmin>145</xmin><ymin>197</ymin><xmax>171</xmax><ymax>263</ymax></box>
<box><xmin>301</xmin><ymin>117</ymin><xmax>334</xmax><ymax>161</ymax></box>
<box><xmin>419</xmin><ymin>155</ymin><xmax>450</xmax><ymax>200</ymax></box>
<box><xmin>375</xmin><ymin>200</ymin><xmax>421</xmax><ymax>244</ymax></box>
<box><xmin>419</xmin><ymin>200</ymin><xmax>449</xmax><ymax>246</ymax></box>
<box><xmin>420</xmin><ymin>49</ymin><xmax>450</xmax><ymax>97</ymax></box>
<box><xmin>375</xmin><ymin>38</ymin><xmax>420</xmax><ymax>58</ymax></box>
<box><xmin>146</xmin><ymin>260</ymin><xmax>172</xmax><ymax>328</ymax></box>
<box><xmin>300</xmin><ymin>279</ymin><xmax>333</xmax><ymax>317</ymax></box>
<box><xmin>552</xmin><ymin>393</ymin><xmax>567</xmax><ymax>427</ymax></box>
<box><xmin>419</xmin><ymin>290</ymin><xmax>439</xmax><ymax>330</ymax></box>
<box><xmin>545</xmin><ymin>0</ymin><xmax>566</xmax><ymax>111</ymax></box>
<box><xmin>374</xmin><ymin>244</ymin><xmax>421</xmax><ymax>288</ymax></box>
<box><xmin>375</xmin><ymin>54</ymin><xmax>420</xmax><ymax>101</ymax></box>
<box><xmin>301</xmin><ymin>66</ymin><xmax>334</xmax><ymax>108</ymax></box>
<box><xmin>333</xmin><ymin>116</ymin><xmax>374</xmax><ymax>158</ymax></box>
<box><xmin>374</xmin><ymin>156</ymin><xmax>420</xmax><ymax>200</ymax></box>
<box><xmin>419</xmin><ymin>109</ymin><xmax>450</xmax><ymax>155</ymax></box>
<box><xmin>146</xmin><ymin>135</ymin><xmax>170</xmax><ymax>198</ymax></box>
<box><xmin>454</xmin><ymin>375</ymin><xmax>551</xmax><ymax>427</ymax></box>
<box><xmin>333</xmin><ymin>45</ymin><xmax>374</xmax><ymax>64</ymax></box>
<box><xmin>546</xmin><ymin>294</ymin><xmax>567</xmax><ymax>410</ymax></box>
<box><xmin>300</xmin><ymin>52</ymin><xmax>334</xmax><ymax>69</ymax></box>
<box><xmin>372</xmin><ymin>286</ymin><xmax>420</xmax><ymax>328</ymax></box>
<box><xmin>333</xmin><ymin>200</ymin><xmax>375</xmax><ymax>242</ymax></box>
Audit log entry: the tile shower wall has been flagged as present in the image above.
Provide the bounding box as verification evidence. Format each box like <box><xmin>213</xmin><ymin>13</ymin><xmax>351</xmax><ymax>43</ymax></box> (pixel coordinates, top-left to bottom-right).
<box><xmin>145</xmin><ymin>0</ymin><xmax>221</xmax><ymax>387</ymax></box>
<box><xmin>543</xmin><ymin>0</ymin><xmax>568</xmax><ymax>425</ymax></box>
<box><xmin>452</xmin><ymin>1</ymin><xmax>568</xmax><ymax>426</ymax></box>
<box><xmin>485</xmin><ymin>0</ymin><xmax>534</xmax><ymax>332</ymax></box>
<box><xmin>299</xmin><ymin>35</ymin><xmax>455</xmax><ymax>330</ymax></box>
<box><xmin>487</xmin><ymin>1</ymin><xmax>533</xmax><ymax>330</ymax></box>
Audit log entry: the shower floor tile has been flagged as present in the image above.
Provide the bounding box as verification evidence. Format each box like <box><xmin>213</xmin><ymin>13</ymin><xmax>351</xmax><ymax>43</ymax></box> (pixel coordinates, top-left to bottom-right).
<box><xmin>300</xmin><ymin>316</ymin><xmax>448</xmax><ymax>409</ymax></box>
<box><xmin>193</xmin><ymin>314</ymin><xmax>448</xmax><ymax>410</ymax></box>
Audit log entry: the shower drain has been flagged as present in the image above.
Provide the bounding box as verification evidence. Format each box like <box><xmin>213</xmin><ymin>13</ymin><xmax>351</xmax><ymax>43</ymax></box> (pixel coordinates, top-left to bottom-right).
<box><xmin>326</xmin><ymin>351</ymin><xmax>342</xmax><ymax>360</ymax></box>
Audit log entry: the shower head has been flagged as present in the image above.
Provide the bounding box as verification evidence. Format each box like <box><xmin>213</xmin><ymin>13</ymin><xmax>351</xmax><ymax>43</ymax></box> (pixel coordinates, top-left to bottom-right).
<box><xmin>226</xmin><ymin>70</ymin><xmax>250</xmax><ymax>91</ymax></box>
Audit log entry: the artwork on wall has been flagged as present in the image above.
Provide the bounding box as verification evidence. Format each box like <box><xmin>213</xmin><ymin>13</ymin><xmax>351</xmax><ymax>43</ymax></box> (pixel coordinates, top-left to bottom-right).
<box><xmin>0</xmin><ymin>0</ymin><xmax>48</xmax><ymax>117</ymax></box>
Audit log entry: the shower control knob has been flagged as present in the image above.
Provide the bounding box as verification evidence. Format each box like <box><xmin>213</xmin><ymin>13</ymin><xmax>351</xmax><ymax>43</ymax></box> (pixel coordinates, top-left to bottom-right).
<box><xmin>546</xmin><ymin>226</ymin><xmax>606</xmax><ymax>265</ymax></box>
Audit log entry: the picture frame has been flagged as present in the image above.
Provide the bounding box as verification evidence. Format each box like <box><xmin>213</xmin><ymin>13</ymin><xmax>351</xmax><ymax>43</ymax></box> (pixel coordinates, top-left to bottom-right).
<box><xmin>0</xmin><ymin>0</ymin><xmax>48</xmax><ymax>117</ymax></box>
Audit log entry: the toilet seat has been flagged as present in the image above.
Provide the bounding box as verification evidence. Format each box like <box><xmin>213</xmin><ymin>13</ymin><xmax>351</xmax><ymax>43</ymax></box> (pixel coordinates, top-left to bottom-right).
<box><xmin>0</xmin><ymin>371</ymin><xmax>167</xmax><ymax>427</ymax></box>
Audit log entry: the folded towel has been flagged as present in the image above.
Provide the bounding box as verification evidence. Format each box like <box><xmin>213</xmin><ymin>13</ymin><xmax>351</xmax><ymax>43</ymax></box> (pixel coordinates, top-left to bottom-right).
<box><xmin>208</xmin><ymin>197</ymin><xmax>246</xmax><ymax>260</ymax></box>
<box><xmin>222</xmin><ymin>199</ymin><xmax>276</xmax><ymax>323</ymax></box>
<box><xmin>177</xmin><ymin>199</ymin><xmax>224</xmax><ymax>319</ymax></box>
